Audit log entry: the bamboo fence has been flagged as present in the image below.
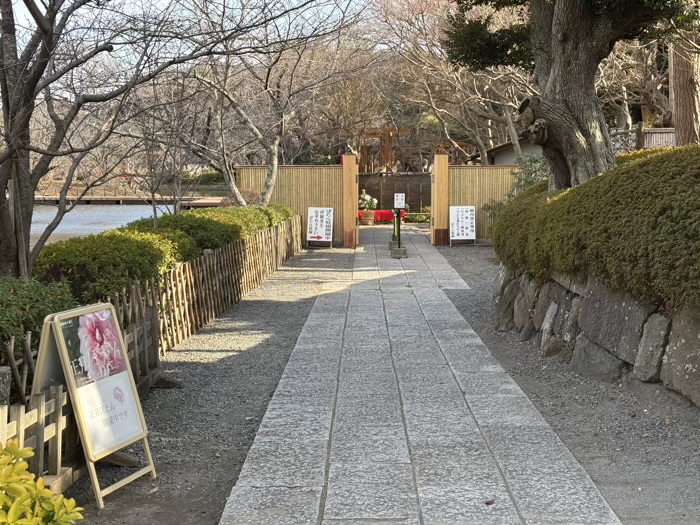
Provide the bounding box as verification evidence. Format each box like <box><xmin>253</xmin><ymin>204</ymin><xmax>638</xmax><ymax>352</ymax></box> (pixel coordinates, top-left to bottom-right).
<box><xmin>0</xmin><ymin>216</ymin><xmax>303</xmax><ymax>491</ymax></box>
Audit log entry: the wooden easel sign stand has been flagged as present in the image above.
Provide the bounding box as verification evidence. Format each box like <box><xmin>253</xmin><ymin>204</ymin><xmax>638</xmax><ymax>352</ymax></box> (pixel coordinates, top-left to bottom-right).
<box><xmin>32</xmin><ymin>303</ymin><xmax>156</xmax><ymax>509</ymax></box>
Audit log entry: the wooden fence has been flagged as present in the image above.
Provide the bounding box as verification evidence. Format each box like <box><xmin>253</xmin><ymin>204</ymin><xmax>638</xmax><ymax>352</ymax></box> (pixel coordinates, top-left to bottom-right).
<box><xmin>448</xmin><ymin>165</ymin><xmax>517</xmax><ymax>240</ymax></box>
<box><xmin>0</xmin><ymin>216</ymin><xmax>303</xmax><ymax>491</ymax></box>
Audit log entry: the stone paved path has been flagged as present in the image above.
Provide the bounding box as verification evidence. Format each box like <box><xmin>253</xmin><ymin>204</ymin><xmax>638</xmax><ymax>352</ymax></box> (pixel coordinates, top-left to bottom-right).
<box><xmin>219</xmin><ymin>226</ymin><xmax>621</xmax><ymax>525</ymax></box>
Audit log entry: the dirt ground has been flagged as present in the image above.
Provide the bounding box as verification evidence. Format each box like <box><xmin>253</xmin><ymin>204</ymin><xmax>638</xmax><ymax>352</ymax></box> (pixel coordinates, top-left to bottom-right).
<box><xmin>439</xmin><ymin>244</ymin><xmax>700</xmax><ymax>525</ymax></box>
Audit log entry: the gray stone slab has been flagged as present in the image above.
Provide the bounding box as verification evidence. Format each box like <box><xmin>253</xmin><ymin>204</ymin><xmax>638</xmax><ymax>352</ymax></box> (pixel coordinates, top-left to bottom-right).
<box><xmin>335</xmin><ymin>397</ymin><xmax>403</xmax><ymax>427</ymax></box>
<box><xmin>418</xmin><ymin>485</ymin><xmax>521</xmax><ymax>525</ymax></box>
<box><xmin>324</xmin><ymin>463</ymin><xmax>418</xmax><ymax>521</ymax></box>
<box><xmin>466</xmin><ymin>394</ymin><xmax>549</xmax><ymax>427</ymax></box>
<box><xmin>219</xmin><ymin>486</ymin><xmax>322</xmax><ymax>525</ymax></box>
<box><xmin>323</xmin><ymin>520</ymin><xmax>419</xmax><ymax>525</ymax></box>
<box><xmin>331</xmin><ymin>425</ymin><xmax>410</xmax><ymax>463</ymax></box>
<box><xmin>256</xmin><ymin>399</ymin><xmax>334</xmax><ymax>441</ymax></box>
<box><xmin>236</xmin><ymin>439</ymin><xmax>328</xmax><ymax>488</ymax></box>
<box><xmin>403</xmin><ymin>403</ymin><xmax>481</xmax><ymax>444</ymax></box>
<box><xmin>481</xmin><ymin>425</ymin><xmax>621</xmax><ymax>524</ymax></box>
<box><xmin>411</xmin><ymin>441</ymin><xmax>504</xmax><ymax>487</ymax></box>
<box><xmin>455</xmin><ymin>371</ymin><xmax>523</xmax><ymax>397</ymax></box>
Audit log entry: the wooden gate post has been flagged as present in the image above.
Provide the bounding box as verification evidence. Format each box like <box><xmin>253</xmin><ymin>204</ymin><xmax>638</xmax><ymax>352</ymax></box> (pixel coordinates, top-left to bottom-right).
<box><xmin>342</xmin><ymin>154</ymin><xmax>358</xmax><ymax>248</ymax></box>
<box><xmin>431</xmin><ymin>154</ymin><xmax>449</xmax><ymax>246</ymax></box>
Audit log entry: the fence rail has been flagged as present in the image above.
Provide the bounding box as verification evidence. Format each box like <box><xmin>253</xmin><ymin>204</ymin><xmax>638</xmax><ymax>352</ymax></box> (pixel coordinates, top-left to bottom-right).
<box><xmin>1</xmin><ymin>216</ymin><xmax>303</xmax><ymax>492</ymax></box>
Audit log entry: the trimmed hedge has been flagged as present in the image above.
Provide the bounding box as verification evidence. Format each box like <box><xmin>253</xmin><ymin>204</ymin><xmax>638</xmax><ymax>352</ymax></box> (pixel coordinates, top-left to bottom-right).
<box><xmin>493</xmin><ymin>146</ymin><xmax>700</xmax><ymax>309</ymax></box>
<box><xmin>34</xmin><ymin>204</ymin><xmax>295</xmax><ymax>302</ymax></box>
<box><xmin>0</xmin><ymin>278</ymin><xmax>76</xmax><ymax>356</ymax></box>
<box><xmin>35</xmin><ymin>230</ymin><xmax>179</xmax><ymax>302</ymax></box>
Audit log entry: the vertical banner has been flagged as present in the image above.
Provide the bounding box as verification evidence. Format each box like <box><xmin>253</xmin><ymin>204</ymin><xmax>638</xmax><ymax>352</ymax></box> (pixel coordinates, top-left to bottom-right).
<box><xmin>307</xmin><ymin>207</ymin><xmax>334</xmax><ymax>244</ymax></box>
<box><xmin>449</xmin><ymin>206</ymin><xmax>477</xmax><ymax>241</ymax></box>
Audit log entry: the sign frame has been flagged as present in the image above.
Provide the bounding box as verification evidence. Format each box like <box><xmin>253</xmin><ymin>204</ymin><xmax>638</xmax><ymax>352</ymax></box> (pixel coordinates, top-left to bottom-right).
<box><xmin>306</xmin><ymin>207</ymin><xmax>334</xmax><ymax>247</ymax></box>
<box><xmin>449</xmin><ymin>205</ymin><xmax>477</xmax><ymax>245</ymax></box>
<box><xmin>32</xmin><ymin>303</ymin><xmax>156</xmax><ymax>509</ymax></box>
<box><xmin>393</xmin><ymin>193</ymin><xmax>406</xmax><ymax>210</ymax></box>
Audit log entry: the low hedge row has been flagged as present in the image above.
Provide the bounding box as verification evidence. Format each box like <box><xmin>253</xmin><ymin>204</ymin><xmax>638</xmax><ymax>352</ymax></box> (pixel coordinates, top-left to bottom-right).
<box><xmin>0</xmin><ymin>278</ymin><xmax>76</xmax><ymax>358</ymax></box>
<box><xmin>493</xmin><ymin>146</ymin><xmax>700</xmax><ymax>309</ymax></box>
<box><xmin>35</xmin><ymin>205</ymin><xmax>295</xmax><ymax>302</ymax></box>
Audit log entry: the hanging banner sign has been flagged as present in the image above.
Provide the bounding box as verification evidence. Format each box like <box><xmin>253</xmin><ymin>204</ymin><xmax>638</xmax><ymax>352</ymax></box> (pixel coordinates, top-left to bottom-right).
<box><xmin>449</xmin><ymin>206</ymin><xmax>477</xmax><ymax>241</ymax></box>
<box><xmin>307</xmin><ymin>207</ymin><xmax>334</xmax><ymax>243</ymax></box>
<box><xmin>32</xmin><ymin>303</ymin><xmax>156</xmax><ymax>509</ymax></box>
<box><xmin>394</xmin><ymin>193</ymin><xmax>406</xmax><ymax>209</ymax></box>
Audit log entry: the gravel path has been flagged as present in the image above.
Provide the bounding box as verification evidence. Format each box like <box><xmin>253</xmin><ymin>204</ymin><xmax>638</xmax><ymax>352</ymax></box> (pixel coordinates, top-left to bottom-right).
<box><xmin>439</xmin><ymin>244</ymin><xmax>700</xmax><ymax>525</ymax></box>
<box><xmin>68</xmin><ymin>247</ymin><xmax>355</xmax><ymax>524</ymax></box>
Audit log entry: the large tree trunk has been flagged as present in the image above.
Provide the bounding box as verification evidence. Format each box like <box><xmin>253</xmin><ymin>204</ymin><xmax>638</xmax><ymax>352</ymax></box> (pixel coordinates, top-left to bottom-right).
<box><xmin>671</xmin><ymin>32</ymin><xmax>700</xmax><ymax>145</ymax></box>
<box><xmin>260</xmin><ymin>138</ymin><xmax>280</xmax><ymax>206</ymax></box>
<box><xmin>526</xmin><ymin>0</ymin><xmax>616</xmax><ymax>189</ymax></box>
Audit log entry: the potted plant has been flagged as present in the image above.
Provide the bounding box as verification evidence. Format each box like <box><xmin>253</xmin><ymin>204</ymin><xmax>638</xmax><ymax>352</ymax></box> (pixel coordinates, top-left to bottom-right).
<box><xmin>358</xmin><ymin>189</ymin><xmax>378</xmax><ymax>225</ymax></box>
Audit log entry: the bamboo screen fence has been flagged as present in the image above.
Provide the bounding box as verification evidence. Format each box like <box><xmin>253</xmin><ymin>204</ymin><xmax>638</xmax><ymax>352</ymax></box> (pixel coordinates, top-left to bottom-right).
<box><xmin>448</xmin><ymin>166</ymin><xmax>517</xmax><ymax>240</ymax></box>
<box><xmin>237</xmin><ymin>166</ymin><xmax>345</xmax><ymax>243</ymax></box>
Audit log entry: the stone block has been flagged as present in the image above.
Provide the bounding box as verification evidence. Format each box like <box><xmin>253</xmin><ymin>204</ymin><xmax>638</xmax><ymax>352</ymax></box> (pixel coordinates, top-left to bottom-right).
<box><xmin>660</xmin><ymin>306</ymin><xmax>700</xmax><ymax>406</ymax></box>
<box><xmin>532</xmin><ymin>281</ymin><xmax>567</xmax><ymax>330</ymax></box>
<box><xmin>552</xmin><ymin>292</ymin><xmax>575</xmax><ymax>337</ymax></box>
<box><xmin>513</xmin><ymin>274</ymin><xmax>538</xmax><ymax>330</ymax></box>
<box><xmin>570</xmin><ymin>334</ymin><xmax>627</xmax><ymax>383</ymax></box>
<box><xmin>539</xmin><ymin>302</ymin><xmax>558</xmax><ymax>351</ymax></box>
<box><xmin>495</xmin><ymin>280</ymin><xmax>519</xmax><ymax>332</ymax></box>
<box><xmin>542</xmin><ymin>336</ymin><xmax>567</xmax><ymax>358</ymax></box>
<box><xmin>633</xmin><ymin>313</ymin><xmax>670</xmax><ymax>382</ymax></box>
<box><xmin>391</xmin><ymin>246</ymin><xmax>408</xmax><ymax>259</ymax></box>
<box><xmin>493</xmin><ymin>264</ymin><xmax>515</xmax><ymax>301</ymax></box>
<box><xmin>578</xmin><ymin>281</ymin><xmax>653</xmax><ymax>364</ymax></box>
<box><xmin>519</xmin><ymin>321</ymin><xmax>537</xmax><ymax>342</ymax></box>
<box><xmin>561</xmin><ymin>296</ymin><xmax>583</xmax><ymax>349</ymax></box>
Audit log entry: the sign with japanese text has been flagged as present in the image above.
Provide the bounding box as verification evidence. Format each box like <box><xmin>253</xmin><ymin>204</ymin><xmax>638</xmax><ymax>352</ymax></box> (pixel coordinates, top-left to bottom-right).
<box><xmin>307</xmin><ymin>207</ymin><xmax>334</xmax><ymax>243</ymax></box>
<box><xmin>32</xmin><ymin>303</ymin><xmax>155</xmax><ymax>508</ymax></box>
<box><xmin>449</xmin><ymin>206</ymin><xmax>477</xmax><ymax>241</ymax></box>
<box><xmin>394</xmin><ymin>193</ymin><xmax>406</xmax><ymax>209</ymax></box>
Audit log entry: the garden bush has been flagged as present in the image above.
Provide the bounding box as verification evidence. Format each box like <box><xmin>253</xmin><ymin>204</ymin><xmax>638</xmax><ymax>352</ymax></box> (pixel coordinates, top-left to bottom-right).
<box><xmin>0</xmin><ymin>440</ymin><xmax>83</xmax><ymax>524</ymax></box>
<box><xmin>261</xmin><ymin>204</ymin><xmax>295</xmax><ymax>225</ymax></box>
<box><xmin>142</xmin><ymin>213</ymin><xmax>233</xmax><ymax>250</ymax></box>
<box><xmin>195</xmin><ymin>206</ymin><xmax>270</xmax><ymax>239</ymax></box>
<box><xmin>493</xmin><ymin>146</ymin><xmax>700</xmax><ymax>309</ymax></box>
<box><xmin>123</xmin><ymin>221</ymin><xmax>203</xmax><ymax>261</ymax></box>
<box><xmin>0</xmin><ymin>278</ymin><xmax>76</xmax><ymax>358</ymax></box>
<box><xmin>34</xmin><ymin>230</ymin><xmax>179</xmax><ymax>302</ymax></box>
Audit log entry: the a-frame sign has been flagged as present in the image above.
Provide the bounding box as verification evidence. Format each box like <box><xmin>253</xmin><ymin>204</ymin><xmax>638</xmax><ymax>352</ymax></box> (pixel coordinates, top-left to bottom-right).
<box><xmin>32</xmin><ymin>303</ymin><xmax>156</xmax><ymax>509</ymax></box>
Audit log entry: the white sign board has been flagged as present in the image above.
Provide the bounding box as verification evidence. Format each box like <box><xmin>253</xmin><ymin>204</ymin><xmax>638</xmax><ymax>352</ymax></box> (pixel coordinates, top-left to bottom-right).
<box><xmin>449</xmin><ymin>206</ymin><xmax>476</xmax><ymax>240</ymax></box>
<box><xmin>307</xmin><ymin>207</ymin><xmax>334</xmax><ymax>243</ymax></box>
<box><xmin>394</xmin><ymin>193</ymin><xmax>406</xmax><ymax>209</ymax></box>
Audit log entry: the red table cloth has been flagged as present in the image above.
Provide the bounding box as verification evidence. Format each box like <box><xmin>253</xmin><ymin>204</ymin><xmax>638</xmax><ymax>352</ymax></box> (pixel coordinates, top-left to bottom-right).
<box><xmin>357</xmin><ymin>210</ymin><xmax>406</xmax><ymax>222</ymax></box>
<box><xmin>359</xmin><ymin>210</ymin><xmax>405</xmax><ymax>221</ymax></box>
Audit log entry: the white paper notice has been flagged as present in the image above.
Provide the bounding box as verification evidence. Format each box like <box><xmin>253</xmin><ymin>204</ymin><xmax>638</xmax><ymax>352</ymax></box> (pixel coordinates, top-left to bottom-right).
<box><xmin>449</xmin><ymin>206</ymin><xmax>476</xmax><ymax>240</ymax></box>
<box><xmin>307</xmin><ymin>207</ymin><xmax>334</xmax><ymax>242</ymax></box>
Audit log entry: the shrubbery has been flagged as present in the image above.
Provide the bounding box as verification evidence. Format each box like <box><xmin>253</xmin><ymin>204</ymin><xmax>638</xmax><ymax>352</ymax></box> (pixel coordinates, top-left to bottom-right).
<box><xmin>34</xmin><ymin>205</ymin><xmax>295</xmax><ymax>302</ymax></box>
<box><xmin>493</xmin><ymin>146</ymin><xmax>700</xmax><ymax>309</ymax></box>
<box><xmin>0</xmin><ymin>278</ymin><xmax>76</xmax><ymax>354</ymax></box>
<box><xmin>0</xmin><ymin>440</ymin><xmax>83</xmax><ymax>524</ymax></box>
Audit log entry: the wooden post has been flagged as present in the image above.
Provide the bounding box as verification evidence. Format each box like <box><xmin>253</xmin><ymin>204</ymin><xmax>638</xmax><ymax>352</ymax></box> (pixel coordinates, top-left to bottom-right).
<box><xmin>28</xmin><ymin>394</ymin><xmax>45</xmax><ymax>475</ymax></box>
<box><xmin>431</xmin><ymin>154</ymin><xmax>449</xmax><ymax>246</ymax></box>
<box><xmin>342</xmin><ymin>154</ymin><xmax>358</xmax><ymax>249</ymax></box>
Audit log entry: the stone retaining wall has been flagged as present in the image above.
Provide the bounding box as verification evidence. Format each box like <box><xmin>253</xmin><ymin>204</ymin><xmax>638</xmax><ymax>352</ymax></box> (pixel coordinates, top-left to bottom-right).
<box><xmin>494</xmin><ymin>266</ymin><xmax>700</xmax><ymax>407</ymax></box>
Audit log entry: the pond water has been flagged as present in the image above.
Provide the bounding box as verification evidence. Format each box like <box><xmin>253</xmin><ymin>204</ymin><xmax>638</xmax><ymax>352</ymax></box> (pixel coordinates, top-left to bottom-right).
<box><xmin>31</xmin><ymin>205</ymin><xmax>162</xmax><ymax>242</ymax></box>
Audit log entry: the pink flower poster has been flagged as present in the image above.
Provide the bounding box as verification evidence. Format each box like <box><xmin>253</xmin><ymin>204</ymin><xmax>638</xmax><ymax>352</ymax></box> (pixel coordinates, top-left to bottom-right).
<box><xmin>59</xmin><ymin>307</ymin><xmax>144</xmax><ymax>457</ymax></box>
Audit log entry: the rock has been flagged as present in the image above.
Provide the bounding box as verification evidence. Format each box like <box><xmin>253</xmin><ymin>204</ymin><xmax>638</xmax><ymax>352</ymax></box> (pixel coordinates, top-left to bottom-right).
<box><xmin>0</xmin><ymin>367</ymin><xmax>11</xmax><ymax>405</ymax></box>
<box><xmin>552</xmin><ymin>292</ymin><xmax>575</xmax><ymax>337</ymax></box>
<box><xmin>495</xmin><ymin>279</ymin><xmax>519</xmax><ymax>332</ymax></box>
<box><xmin>513</xmin><ymin>275</ymin><xmax>538</xmax><ymax>330</ymax></box>
<box><xmin>513</xmin><ymin>292</ymin><xmax>527</xmax><ymax>331</ymax></box>
<box><xmin>570</xmin><ymin>333</ymin><xmax>627</xmax><ymax>383</ymax></box>
<box><xmin>542</xmin><ymin>337</ymin><xmax>567</xmax><ymax>358</ymax></box>
<box><xmin>578</xmin><ymin>281</ymin><xmax>653</xmax><ymax>364</ymax></box>
<box><xmin>557</xmin><ymin>347</ymin><xmax>573</xmax><ymax>364</ymax></box>
<box><xmin>532</xmin><ymin>281</ymin><xmax>567</xmax><ymax>330</ymax></box>
<box><xmin>633</xmin><ymin>313</ymin><xmax>670</xmax><ymax>382</ymax></box>
<box><xmin>660</xmin><ymin>306</ymin><xmax>700</xmax><ymax>406</ymax></box>
<box><xmin>493</xmin><ymin>264</ymin><xmax>515</xmax><ymax>301</ymax></box>
<box><xmin>561</xmin><ymin>296</ymin><xmax>583</xmax><ymax>349</ymax></box>
<box><xmin>540</xmin><ymin>302</ymin><xmax>559</xmax><ymax>351</ymax></box>
<box><xmin>519</xmin><ymin>320</ymin><xmax>537</xmax><ymax>342</ymax></box>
